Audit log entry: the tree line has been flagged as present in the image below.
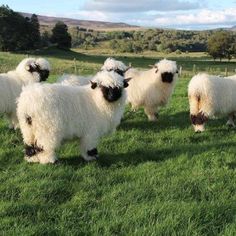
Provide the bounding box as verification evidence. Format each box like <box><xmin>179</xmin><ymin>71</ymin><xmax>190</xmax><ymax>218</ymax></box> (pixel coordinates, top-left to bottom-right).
<box><xmin>0</xmin><ymin>5</ymin><xmax>71</xmax><ymax>51</ymax></box>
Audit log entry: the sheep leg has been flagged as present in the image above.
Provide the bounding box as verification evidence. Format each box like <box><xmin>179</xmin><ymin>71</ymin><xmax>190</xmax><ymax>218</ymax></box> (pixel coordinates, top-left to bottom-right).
<box><xmin>144</xmin><ymin>106</ymin><xmax>158</xmax><ymax>121</ymax></box>
<box><xmin>7</xmin><ymin>113</ymin><xmax>19</xmax><ymax>129</ymax></box>
<box><xmin>22</xmin><ymin>124</ymin><xmax>58</xmax><ymax>164</ymax></box>
<box><xmin>190</xmin><ymin>112</ymin><xmax>208</xmax><ymax>133</ymax></box>
<box><xmin>80</xmin><ymin>136</ymin><xmax>98</xmax><ymax>161</ymax></box>
<box><xmin>24</xmin><ymin>143</ymin><xmax>57</xmax><ymax>164</ymax></box>
<box><xmin>131</xmin><ymin>104</ymin><xmax>138</xmax><ymax>112</ymax></box>
<box><xmin>226</xmin><ymin>113</ymin><xmax>236</xmax><ymax>127</ymax></box>
<box><xmin>189</xmin><ymin>95</ymin><xmax>207</xmax><ymax>132</ymax></box>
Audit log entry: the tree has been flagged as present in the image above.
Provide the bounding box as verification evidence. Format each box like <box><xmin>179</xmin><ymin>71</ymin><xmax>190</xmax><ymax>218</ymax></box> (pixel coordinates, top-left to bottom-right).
<box><xmin>207</xmin><ymin>31</ymin><xmax>235</xmax><ymax>61</ymax></box>
<box><xmin>0</xmin><ymin>5</ymin><xmax>27</xmax><ymax>50</ymax></box>
<box><xmin>41</xmin><ymin>31</ymin><xmax>51</xmax><ymax>47</ymax></box>
<box><xmin>0</xmin><ymin>5</ymin><xmax>41</xmax><ymax>51</ymax></box>
<box><xmin>30</xmin><ymin>14</ymin><xmax>41</xmax><ymax>48</ymax></box>
<box><xmin>51</xmin><ymin>21</ymin><xmax>71</xmax><ymax>49</ymax></box>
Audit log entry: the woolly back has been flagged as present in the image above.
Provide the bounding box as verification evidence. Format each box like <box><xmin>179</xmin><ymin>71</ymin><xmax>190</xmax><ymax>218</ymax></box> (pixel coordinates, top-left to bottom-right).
<box><xmin>58</xmin><ymin>74</ymin><xmax>92</xmax><ymax>86</ymax></box>
<box><xmin>188</xmin><ymin>73</ymin><xmax>212</xmax><ymax>96</ymax></box>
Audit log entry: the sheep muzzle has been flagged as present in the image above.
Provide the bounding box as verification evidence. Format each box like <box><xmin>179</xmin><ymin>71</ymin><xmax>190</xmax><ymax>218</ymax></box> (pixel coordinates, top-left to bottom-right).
<box><xmin>39</xmin><ymin>70</ymin><xmax>50</xmax><ymax>82</ymax></box>
<box><xmin>101</xmin><ymin>86</ymin><xmax>122</xmax><ymax>102</ymax></box>
<box><xmin>161</xmin><ymin>72</ymin><xmax>174</xmax><ymax>83</ymax></box>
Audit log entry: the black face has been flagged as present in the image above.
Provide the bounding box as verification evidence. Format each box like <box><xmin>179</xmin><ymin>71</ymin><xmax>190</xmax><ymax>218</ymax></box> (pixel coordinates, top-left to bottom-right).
<box><xmin>161</xmin><ymin>72</ymin><xmax>174</xmax><ymax>83</ymax></box>
<box><xmin>39</xmin><ymin>70</ymin><xmax>49</xmax><ymax>82</ymax></box>
<box><xmin>28</xmin><ymin>64</ymin><xmax>49</xmax><ymax>82</ymax></box>
<box><xmin>101</xmin><ymin>86</ymin><xmax>122</xmax><ymax>102</ymax></box>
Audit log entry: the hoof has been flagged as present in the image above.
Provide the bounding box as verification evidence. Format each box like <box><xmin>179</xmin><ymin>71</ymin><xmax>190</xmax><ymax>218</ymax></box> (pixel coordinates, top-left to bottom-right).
<box><xmin>82</xmin><ymin>155</ymin><xmax>98</xmax><ymax>162</ymax></box>
<box><xmin>195</xmin><ymin>130</ymin><xmax>203</xmax><ymax>133</ymax></box>
<box><xmin>148</xmin><ymin>117</ymin><xmax>158</xmax><ymax>122</ymax></box>
<box><xmin>226</xmin><ymin>121</ymin><xmax>235</xmax><ymax>128</ymax></box>
<box><xmin>194</xmin><ymin>124</ymin><xmax>205</xmax><ymax>133</ymax></box>
<box><xmin>24</xmin><ymin>155</ymin><xmax>39</xmax><ymax>163</ymax></box>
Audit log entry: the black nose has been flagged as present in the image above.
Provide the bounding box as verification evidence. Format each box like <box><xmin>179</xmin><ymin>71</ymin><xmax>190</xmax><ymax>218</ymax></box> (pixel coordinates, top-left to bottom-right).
<box><xmin>39</xmin><ymin>70</ymin><xmax>49</xmax><ymax>82</ymax></box>
<box><xmin>101</xmin><ymin>86</ymin><xmax>122</xmax><ymax>102</ymax></box>
<box><xmin>161</xmin><ymin>72</ymin><xmax>173</xmax><ymax>83</ymax></box>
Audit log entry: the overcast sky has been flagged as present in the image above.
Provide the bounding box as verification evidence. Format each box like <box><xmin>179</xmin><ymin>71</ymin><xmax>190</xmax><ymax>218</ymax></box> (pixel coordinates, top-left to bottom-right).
<box><xmin>2</xmin><ymin>0</ymin><xmax>236</xmax><ymax>30</ymax></box>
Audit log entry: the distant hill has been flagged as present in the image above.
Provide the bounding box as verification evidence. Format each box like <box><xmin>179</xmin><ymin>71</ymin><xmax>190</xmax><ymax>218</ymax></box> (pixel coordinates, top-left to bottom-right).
<box><xmin>19</xmin><ymin>12</ymin><xmax>140</xmax><ymax>31</ymax></box>
<box><xmin>230</xmin><ymin>25</ymin><xmax>236</xmax><ymax>31</ymax></box>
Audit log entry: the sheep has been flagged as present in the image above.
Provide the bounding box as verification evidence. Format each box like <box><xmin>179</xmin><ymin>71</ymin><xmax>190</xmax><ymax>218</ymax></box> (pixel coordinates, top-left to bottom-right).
<box><xmin>58</xmin><ymin>57</ymin><xmax>130</xmax><ymax>86</ymax></box>
<box><xmin>17</xmin><ymin>71</ymin><xmax>131</xmax><ymax>164</ymax></box>
<box><xmin>125</xmin><ymin>59</ymin><xmax>179</xmax><ymax>121</ymax></box>
<box><xmin>0</xmin><ymin>57</ymin><xmax>51</xmax><ymax>129</ymax></box>
<box><xmin>188</xmin><ymin>73</ymin><xmax>236</xmax><ymax>132</ymax></box>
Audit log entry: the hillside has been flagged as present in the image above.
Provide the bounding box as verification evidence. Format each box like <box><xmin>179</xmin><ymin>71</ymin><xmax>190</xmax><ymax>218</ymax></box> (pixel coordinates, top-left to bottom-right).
<box><xmin>20</xmin><ymin>12</ymin><xmax>140</xmax><ymax>31</ymax></box>
<box><xmin>230</xmin><ymin>25</ymin><xmax>236</xmax><ymax>31</ymax></box>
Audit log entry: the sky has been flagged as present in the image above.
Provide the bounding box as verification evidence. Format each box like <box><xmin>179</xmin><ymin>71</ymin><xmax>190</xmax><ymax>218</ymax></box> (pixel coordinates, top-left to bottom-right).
<box><xmin>1</xmin><ymin>0</ymin><xmax>236</xmax><ymax>30</ymax></box>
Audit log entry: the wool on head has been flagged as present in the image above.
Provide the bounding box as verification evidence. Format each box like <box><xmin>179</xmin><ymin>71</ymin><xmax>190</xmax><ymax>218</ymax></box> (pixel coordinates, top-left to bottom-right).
<box><xmin>154</xmin><ymin>59</ymin><xmax>178</xmax><ymax>74</ymax></box>
<box><xmin>92</xmin><ymin>70</ymin><xmax>125</xmax><ymax>88</ymax></box>
<box><xmin>101</xmin><ymin>57</ymin><xmax>128</xmax><ymax>73</ymax></box>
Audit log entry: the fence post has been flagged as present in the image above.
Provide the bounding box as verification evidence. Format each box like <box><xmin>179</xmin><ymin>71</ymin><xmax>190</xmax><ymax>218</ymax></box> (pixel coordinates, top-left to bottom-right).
<box><xmin>225</xmin><ymin>67</ymin><xmax>228</xmax><ymax>77</ymax></box>
<box><xmin>179</xmin><ymin>66</ymin><xmax>182</xmax><ymax>76</ymax></box>
<box><xmin>193</xmin><ymin>64</ymin><xmax>196</xmax><ymax>74</ymax></box>
<box><xmin>73</xmin><ymin>58</ymin><xmax>77</xmax><ymax>74</ymax></box>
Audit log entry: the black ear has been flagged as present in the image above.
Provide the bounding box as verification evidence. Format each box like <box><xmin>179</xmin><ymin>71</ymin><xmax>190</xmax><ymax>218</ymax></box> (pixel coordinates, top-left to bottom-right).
<box><xmin>26</xmin><ymin>63</ymin><xmax>38</xmax><ymax>73</ymax></box>
<box><xmin>154</xmin><ymin>66</ymin><xmax>158</xmax><ymax>73</ymax></box>
<box><xmin>90</xmin><ymin>80</ymin><xmax>97</xmax><ymax>89</ymax></box>
<box><xmin>123</xmin><ymin>77</ymin><xmax>132</xmax><ymax>88</ymax></box>
<box><xmin>124</xmin><ymin>66</ymin><xmax>132</xmax><ymax>73</ymax></box>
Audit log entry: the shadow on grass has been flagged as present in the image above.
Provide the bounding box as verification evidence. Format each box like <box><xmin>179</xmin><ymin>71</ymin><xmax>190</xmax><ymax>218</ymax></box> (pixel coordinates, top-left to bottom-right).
<box><xmin>57</xmin><ymin>156</ymin><xmax>88</xmax><ymax>167</ymax></box>
<box><xmin>121</xmin><ymin>110</ymin><xmax>190</xmax><ymax>131</ymax></box>
<box><xmin>57</xmin><ymin>139</ymin><xmax>236</xmax><ymax>169</ymax></box>
<box><xmin>98</xmin><ymin>141</ymin><xmax>236</xmax><ymax>167</ymax></box>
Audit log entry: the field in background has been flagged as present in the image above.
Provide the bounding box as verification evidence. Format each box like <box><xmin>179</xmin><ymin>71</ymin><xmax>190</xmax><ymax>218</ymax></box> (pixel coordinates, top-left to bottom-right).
<box><xmin>1</xmin><ymin>47</ymin><xmax>236</xmax><ymax>77</ymax></box>
<box><xmin>0</xmin><ymin>49</ymin><xmax>236</xmax><ymax>235</ymax></box>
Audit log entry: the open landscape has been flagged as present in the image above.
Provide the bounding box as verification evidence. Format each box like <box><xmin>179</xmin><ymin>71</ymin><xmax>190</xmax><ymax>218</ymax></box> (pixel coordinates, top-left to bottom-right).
<box><xmin>0</xmin><ymin>48</ymin><xmax>236</xmax><ymax>235</ymax></box>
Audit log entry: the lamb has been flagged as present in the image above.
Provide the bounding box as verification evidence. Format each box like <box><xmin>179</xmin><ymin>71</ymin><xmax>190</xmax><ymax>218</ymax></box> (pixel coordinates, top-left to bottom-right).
<box><xmin>125</xmin><ymin>59</ymin><xmax>179</xmax><ymax>121</ymax></box>
<box><xmin>188</xmin><ymin>73</ymin><xmax>236</xmax><ymax>132</ymax></box>
<box><xmin>58</xmin><ymin>57</ymin><xmax>130</xmax><ymax>86</ymax></box>
<box><xmin>0</xmin><ymin>57</ymin><xmax>51</xmax><ymax>129</ymax></box>
<box><xmin>17</xmin><ymin>71</ymin><xmax>131</xmax><ymax>164</ymax></box>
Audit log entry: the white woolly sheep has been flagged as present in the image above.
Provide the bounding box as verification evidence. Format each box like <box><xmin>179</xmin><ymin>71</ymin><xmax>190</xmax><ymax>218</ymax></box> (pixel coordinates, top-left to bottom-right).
<box><xmin>0</xmin><ymin>57</ymin><xmax>50</xmax><ymax>129</ymax></box>
<box><xmin>17</xmin><ymin>71</ymin><xmax>131</xmax><ymax>164</ymax></box>
<box><xmin>58</xmin><ymin>57</ymin><xmax>130</xmax><ymax>86</ymax></box>
<box><xmin>125</xmin><ymin>59</ymin><xmax>179</xmax><ymax>121</ymax></box>
<box><xmin>188</xmin><ymin>73</ymin><xmax>236</xmax><ymax>132</ymax></box>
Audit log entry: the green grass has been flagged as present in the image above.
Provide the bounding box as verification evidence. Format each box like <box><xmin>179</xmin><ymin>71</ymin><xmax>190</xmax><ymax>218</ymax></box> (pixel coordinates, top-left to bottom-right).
<box><xmin>0</xmin><ymin>49</ymin><xmax>236</xmax><ymax>235</ymax></box>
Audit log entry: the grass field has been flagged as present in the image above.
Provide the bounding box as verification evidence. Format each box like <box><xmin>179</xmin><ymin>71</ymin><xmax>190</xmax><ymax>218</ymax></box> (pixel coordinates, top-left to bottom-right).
<box><xmin>0</xmin><ymin>49</ymin><xmax>236</xmax><ymax>235</ymax></box>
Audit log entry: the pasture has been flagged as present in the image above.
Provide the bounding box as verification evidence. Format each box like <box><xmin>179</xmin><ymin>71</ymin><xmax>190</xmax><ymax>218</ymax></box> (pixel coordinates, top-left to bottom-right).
<box><xmin>0</xmin><ymin>49</ymin><xmax>236</xmax><ymax>235</ymax></box>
